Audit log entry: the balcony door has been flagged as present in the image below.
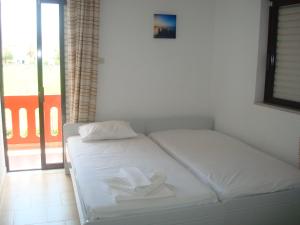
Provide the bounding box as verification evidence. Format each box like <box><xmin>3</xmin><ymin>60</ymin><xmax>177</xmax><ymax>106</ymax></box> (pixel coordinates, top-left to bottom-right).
<box><xmin>0</xmin><ymin>0</ymin><xmax>65</xmax><ymax>171</ymax></box>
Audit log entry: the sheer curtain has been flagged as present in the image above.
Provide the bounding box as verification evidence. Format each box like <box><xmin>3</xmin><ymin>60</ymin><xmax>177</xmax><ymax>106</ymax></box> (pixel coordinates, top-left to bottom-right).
<box><xmin>64</xmin><ymin>0</ymin><xmax>100</xmax><ymax>123</ymax></box>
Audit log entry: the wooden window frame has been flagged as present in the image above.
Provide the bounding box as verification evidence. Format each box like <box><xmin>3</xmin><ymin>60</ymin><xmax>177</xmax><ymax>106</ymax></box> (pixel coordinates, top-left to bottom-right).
<box><xmin>264</xmin><ymin>0</ymin><xmax>300</xmax><ymax>110</ymax></box>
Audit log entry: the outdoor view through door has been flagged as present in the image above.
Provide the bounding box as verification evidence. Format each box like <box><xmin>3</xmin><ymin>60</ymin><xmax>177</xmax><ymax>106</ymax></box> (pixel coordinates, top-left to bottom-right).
<box><xmin>0</xmin><ymin>0</ymin><xmax>65</xmax><ymax>171</ymax></box>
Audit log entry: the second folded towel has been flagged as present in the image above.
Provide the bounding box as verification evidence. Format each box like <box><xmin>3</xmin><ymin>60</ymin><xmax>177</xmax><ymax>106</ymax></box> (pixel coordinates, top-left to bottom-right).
<box><xmin>104</xmin><ymin>167</ymin><xmax>174</xmax><ymax>202</ymax></box>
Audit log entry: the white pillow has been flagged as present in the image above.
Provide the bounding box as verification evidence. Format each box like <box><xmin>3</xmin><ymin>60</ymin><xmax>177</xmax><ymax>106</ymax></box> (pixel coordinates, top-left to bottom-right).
<box><xmin>79</xmin><ymin>121</ymin><xmax>138</xmax><ymax>141</ymax></box>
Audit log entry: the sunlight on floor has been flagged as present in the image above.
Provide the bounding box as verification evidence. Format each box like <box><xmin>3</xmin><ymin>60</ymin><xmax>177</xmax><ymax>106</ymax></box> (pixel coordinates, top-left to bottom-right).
<box><xmin>7</xmin><ymin>148</ymin><xmax>63</xmax><ymax>171</ymax></box>
<box><xmin>0</xmin><ymin>169</ymin><xmax>80</xmax><ymax>225</ymax></box>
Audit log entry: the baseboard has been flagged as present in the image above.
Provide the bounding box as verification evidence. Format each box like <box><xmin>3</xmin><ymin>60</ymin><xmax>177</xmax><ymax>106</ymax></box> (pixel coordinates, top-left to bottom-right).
<box><xmin>0</xmin><ymin>165</ymin><xmax>7</xmax><ymax>202</ymax></box>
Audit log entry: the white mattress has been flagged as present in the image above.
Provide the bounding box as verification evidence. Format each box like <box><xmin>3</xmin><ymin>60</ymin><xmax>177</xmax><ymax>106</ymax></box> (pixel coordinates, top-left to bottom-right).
<box><xmin>149</xmin><ymin>129</ymin><xmax>300</xmax><ymax>200</ymax></box>
<box><xmin>67</xmin><ymin>134</ymin><xmax>217</xmax><ymax>222</ymax></box>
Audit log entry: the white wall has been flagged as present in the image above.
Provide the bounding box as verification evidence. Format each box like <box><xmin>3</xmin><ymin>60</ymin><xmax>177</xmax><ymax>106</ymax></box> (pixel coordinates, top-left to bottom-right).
<box><xmin>212</xmin><ymin>0</ymin><xmax>300</xmax><ymax>166</ymax></box>
<box><xmin>96</xmin><ymin>0</ymin><xmax>215</xmax><ymax>120</ymax></box>
<box><xmin>94</xmin><ymin>0</ymin><xmax>300</xmax><ymax>166</ymax></box>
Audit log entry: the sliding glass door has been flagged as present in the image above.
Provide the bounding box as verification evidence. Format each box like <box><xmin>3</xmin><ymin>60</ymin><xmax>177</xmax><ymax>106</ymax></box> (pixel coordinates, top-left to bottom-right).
<box><xmin>0</xmin><ymin>0</ymin><xmax>65</xmax><ymax>171</ymax></box>
<box><xmin>37</xmin><ymin>0</ymin><xmax>65</xmax><ymax>170</ymax></box>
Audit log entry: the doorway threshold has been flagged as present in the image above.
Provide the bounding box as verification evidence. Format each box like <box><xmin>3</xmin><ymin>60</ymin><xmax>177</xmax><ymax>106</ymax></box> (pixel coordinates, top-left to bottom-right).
<box><xmin>7</xmin><ymin>147</ymin><xmax>63</xmax><ymax>171</ymax></box>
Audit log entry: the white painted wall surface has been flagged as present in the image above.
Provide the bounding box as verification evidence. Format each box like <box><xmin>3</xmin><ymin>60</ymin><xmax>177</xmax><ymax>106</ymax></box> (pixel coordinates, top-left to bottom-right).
<box><xmin>94</xmin><ymin>0</ymin><xmax>300</xmax><ymax>166</ymax></box>
<box><xmin>96</xmin><ymin>0</ymin><xmax>215</xmax><ymax>120</ymax></box>
<box><xmin>212</xmin><ymin>0</ymin><xmax>300</xmax><ymax>166</ymax></box>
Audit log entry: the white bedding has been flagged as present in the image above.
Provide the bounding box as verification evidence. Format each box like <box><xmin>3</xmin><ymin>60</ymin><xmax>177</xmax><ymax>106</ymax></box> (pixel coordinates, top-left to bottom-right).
<box><xmin>149</xmin><ymin>129</ymin><xmax>300</xmax><ymax>200</ymax></box>
<box><xmin>67</xmin><ymin>134</ymin><xmax>217</xmax><ymax>221</ymax></box>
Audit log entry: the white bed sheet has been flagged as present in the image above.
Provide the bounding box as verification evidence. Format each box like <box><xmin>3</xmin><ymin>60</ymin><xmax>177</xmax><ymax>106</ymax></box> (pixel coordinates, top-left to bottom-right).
<box><xmin>67</xmin><ymin>134</ymin><xmax>217</xmax><ymax>222</ymax></box>
<box><xmin>149</xmin><ymin>129</ymin><xmax>300</xmax><ymax>200</ymax></box>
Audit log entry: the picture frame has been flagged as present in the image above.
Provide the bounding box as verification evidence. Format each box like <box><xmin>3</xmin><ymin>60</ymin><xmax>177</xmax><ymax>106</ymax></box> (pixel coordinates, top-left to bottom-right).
<box><xmin>153</xmin><ymin>14</ymin><xmax>177</xmax><ymax>39</ymax></box>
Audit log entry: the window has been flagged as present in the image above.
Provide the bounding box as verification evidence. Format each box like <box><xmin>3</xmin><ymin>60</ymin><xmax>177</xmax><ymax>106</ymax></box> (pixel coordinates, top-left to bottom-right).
<box><xmin>264</xmin><ymin>0</ymin><xmax>300</xmax><ymax>110</ymax></box>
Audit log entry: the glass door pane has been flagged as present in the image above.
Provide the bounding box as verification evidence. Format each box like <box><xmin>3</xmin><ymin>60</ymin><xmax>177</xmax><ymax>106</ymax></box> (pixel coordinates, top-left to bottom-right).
<box><xmin>41</xmin><ymin>3</ymin><xmax>63</xmax><ymax>166</ymax></box>
<box><xmin>1</xmin><ymin>0</ymin><xmax>41</xmax><ymax>170</ymax></box>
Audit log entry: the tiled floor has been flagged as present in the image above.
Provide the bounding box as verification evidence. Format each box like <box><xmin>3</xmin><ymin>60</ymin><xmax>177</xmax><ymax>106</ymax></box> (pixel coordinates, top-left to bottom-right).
<box><xmin>0</xmin><ymin>170</ymin><xmax>80</xmax><ymax>225</ymax></box>
<box><xmin>8</xmin><ymin>147</ymin><xmax>63</xmax><ymax>171</ymax></box>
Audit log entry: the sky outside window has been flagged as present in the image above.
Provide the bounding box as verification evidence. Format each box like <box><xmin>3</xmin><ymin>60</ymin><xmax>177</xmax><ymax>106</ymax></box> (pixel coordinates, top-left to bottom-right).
<box><xmin>1</xmin><ymin>0</ymin><xmax>60</xmax><ymax>96</ymax></box>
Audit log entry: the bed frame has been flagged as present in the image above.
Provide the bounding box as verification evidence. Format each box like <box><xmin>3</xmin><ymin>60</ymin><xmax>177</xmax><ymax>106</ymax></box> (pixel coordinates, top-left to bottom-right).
<box><xmin>63</xmin><ymin>117</ymin><xmax>300</xmax><ymax>225</ymax></box>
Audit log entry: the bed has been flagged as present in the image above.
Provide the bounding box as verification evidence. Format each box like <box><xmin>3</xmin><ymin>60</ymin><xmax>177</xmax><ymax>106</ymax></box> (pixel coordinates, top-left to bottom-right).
<box><xmin>64</xmin><ymin>117</ymin><xmax>300</xmax><ymax>225</ymax></box>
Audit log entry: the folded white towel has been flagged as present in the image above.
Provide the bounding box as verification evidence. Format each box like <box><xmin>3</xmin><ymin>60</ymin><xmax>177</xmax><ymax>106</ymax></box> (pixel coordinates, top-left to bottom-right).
<box><xmin>135</xmin><ymin>171</ymin><xmax>167</xmax><ymax>196</ymax></box>
<box><xmin>119</xmin><ymin>167</ymin><xmax>151</xmax><ymax>189</ymax></box>
<box><xmin>104</xmin><ymin>167</ymin><xmax>151</xmax><ymax>194</ymax></box>
<box><xmin>113</xmin><ymin>184</ymin><xmax>175</xmax><ymax>202</ymax></box>
<box><xmin>104</xmin><ymin>167</ymin><xmax>174</xmax><ymax>202</ymax></box>
<box><xmin>104</xmin><ymin>176</ymin><xmax>133</xmax><ymax>194</ymax></box>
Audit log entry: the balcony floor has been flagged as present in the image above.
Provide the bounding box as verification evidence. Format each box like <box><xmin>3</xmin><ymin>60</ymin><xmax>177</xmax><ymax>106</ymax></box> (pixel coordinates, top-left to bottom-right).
<box><xmin>8</xmin><ymin>148</ymin><xmax>63</xmax><ymax>171</ymax></box>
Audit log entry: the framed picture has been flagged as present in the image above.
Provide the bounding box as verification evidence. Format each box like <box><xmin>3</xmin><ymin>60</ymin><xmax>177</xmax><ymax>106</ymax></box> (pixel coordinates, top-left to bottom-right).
<box><xmin>153</xmin><ymin>14</ymin><xmax>176</xmax><ymax>39</ymax></box>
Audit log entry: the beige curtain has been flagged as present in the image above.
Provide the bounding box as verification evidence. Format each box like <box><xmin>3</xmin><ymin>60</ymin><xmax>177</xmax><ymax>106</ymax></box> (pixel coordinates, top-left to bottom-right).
<box><xmin>65</xmin><ymin>0</ymin><xmax>100</xmax><ymax>123</ymax></box>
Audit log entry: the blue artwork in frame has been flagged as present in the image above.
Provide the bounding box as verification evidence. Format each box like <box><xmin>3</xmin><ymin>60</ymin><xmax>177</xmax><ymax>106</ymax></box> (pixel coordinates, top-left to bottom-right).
<box><xmin>153</xmin><ymin>14</ymin><xmax>176</xmax><ymax>39</ymax></box>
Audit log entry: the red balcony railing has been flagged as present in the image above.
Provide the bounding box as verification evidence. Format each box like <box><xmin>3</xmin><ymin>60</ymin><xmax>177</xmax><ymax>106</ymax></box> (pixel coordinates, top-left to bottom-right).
<box><xmin>4</xmin><ymin>95</ymin><xmax>62</xmax><ymax>145</ymax></box>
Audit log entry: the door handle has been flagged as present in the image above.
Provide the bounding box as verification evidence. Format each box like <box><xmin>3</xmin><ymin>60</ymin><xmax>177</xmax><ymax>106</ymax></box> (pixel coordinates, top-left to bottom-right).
<box><xmin>270</xmin><ymin>55</ymin><xmax>275</xmax><ymax>66</ymax></box>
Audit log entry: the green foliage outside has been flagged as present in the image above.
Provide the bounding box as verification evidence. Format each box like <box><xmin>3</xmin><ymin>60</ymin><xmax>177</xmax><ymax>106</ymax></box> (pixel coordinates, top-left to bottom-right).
<box><xmin>3</xmin><ymin>49</ymin><xmax>13</xmax><ymax>63</ymax></box>
<box><xmin>3</xmin><ymin>53</ymin><xmax>61</xmax><ymax>139</ymax></box>
<box><xmin>3</xmin><ymin>63</ymin><xmax>60</xmax><ymax>96</ymax></box>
